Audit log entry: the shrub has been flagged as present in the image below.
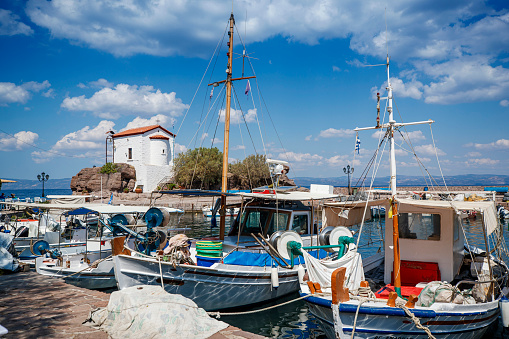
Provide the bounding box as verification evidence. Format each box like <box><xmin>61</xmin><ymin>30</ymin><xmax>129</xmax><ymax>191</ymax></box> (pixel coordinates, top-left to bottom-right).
<box><xmin>100</xmin><ymin>163</ymin><xmax>118</xmax><ymax>174</ymax></box>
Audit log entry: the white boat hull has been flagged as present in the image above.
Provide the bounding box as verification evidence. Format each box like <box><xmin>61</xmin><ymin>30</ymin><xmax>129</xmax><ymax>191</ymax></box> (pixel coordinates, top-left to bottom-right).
<box><xmin>36</xmin><ymin>254</ymin><xmax>116</xmax><ymax>290</ymax></box>
<box><xmin>304</xmin><ymin>293</ymin><xmax>499</xmax><ymax>339</ymax></box>
<box><xmin>113</xmin><ymin>254</ymin><xmax>299</xmax><ymax>311</ymax></box>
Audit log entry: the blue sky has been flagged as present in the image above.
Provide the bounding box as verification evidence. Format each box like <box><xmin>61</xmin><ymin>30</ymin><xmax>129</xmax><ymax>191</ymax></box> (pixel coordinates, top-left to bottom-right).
<box><xmin>0</xmin><ymin>0</ymin><xmax>508</xmax><ymax>182</ymax></box>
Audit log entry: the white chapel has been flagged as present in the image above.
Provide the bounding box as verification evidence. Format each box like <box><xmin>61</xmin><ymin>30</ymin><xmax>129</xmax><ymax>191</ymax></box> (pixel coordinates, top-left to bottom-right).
<box><xmin>112</xmin><ymin>125</ymin><xmax>175</xmax><ymax>192</ymax></box>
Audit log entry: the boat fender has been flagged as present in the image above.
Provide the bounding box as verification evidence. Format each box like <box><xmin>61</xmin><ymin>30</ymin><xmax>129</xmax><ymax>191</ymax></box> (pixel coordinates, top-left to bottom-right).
<box><xmin>501</xmin><ymin>295</ymin><xmax>509</xmax><ymax>327</ymax></box>
<box><xmin>271</xmin><ymin>266</ymin><xmax>279</xmax><ymax>288</ymax></box>
<box><xmin>297</xmin><ymin>264</ymin><xmax>305</xmax><ymax>284</ymax></box>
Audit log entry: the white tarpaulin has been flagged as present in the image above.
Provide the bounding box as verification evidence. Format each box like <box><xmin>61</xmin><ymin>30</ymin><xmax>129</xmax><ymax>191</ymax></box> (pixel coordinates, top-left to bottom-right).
<box><xmin>396</xmin><ymin>198</ymin><xmax>498</xmax><ymax>235</ymax></box>
<box><xmin>0</xmin><ymin>233</ymin><xmax>19</xmax><ymax>271</ymax></box>
<box><xmin>85</xmin><ymin>285</ymin><xmax>228</xmax><ymax>339</ymax></box>
<box><xmin>302</xmin><ymin>249</ymin><xmax>365</xmax><ymax>294</ymax></box>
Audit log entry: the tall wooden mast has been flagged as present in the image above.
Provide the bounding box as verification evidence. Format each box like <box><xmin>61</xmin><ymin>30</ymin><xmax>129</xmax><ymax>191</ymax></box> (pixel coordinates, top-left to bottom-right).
<box><xmin>209</xmin><ymin>13</ymin><xmax>255</xmax><ymax>240</ymax></box>
<box><xmin>219</xmin><ymin>13</ymin><xmax>235</xmax><ymax>240</ymax></box>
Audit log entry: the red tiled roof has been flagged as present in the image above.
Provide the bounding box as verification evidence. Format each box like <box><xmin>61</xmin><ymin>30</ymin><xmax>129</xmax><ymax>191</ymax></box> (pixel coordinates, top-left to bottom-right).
<box><xmin>149</xmin><ymin>135</ymin><xmax>170</xmax><ymax>140</ymax></box>
<box><xmin>112</xmin><ymin>125</ymin><xmax>175</xmax><ymax>138</ymax></box>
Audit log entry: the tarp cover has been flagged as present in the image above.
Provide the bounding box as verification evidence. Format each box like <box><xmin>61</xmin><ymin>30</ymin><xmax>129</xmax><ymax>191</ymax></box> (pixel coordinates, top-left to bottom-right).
<box><xmin>302</xmin><ymin>250</ymin><xmax>364</xmax><ymax>294</ymax></box>
<box><xmin>85</xmin><ymin>285</ymin><xmax>228</xmax><ymax>339</ymax></box>
<box><xmin>0</xmin><ymin>233</ymin><xmax>19</xmax><ymax>271</ymax></box>
<box><xmin>223</xmin><ymin>249</ymin><xmax>329</xmax><ymax>267</ymax></box>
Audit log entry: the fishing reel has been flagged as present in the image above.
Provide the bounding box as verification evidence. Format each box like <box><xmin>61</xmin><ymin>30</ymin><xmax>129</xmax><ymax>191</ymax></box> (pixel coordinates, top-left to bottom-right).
<box><xmin>134</xmin><ymin>230</ymin><xmax>167</xmax><ymax>254</ymax></box>
<box><xmin>31</xmin><ymin>240</ymin><xmax>62</xmax><ymax>259</ymax></box>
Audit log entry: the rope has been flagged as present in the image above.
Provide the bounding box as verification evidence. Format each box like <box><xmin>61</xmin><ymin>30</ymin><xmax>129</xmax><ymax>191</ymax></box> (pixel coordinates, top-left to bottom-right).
<box><xmin>350</xmin><ymin>297</ymin><xmax>368</xmax><ymax>339</ymax></box>
<box><xmin>60</xmin><ymin>254</ymin><xmax>112</xmax><ymax>278</ymax></box>
<box><xmin>158</xmin><ymin>256</ymin><xmax>164</xmax><ymax>289</ymax></box>
<box><xmin>207</xmin><ymin>294</ymin><xmax>314</xmax><ymax>318</ymax></box>
<box><xmin>395</xmin><ymin>298</ymin><xmax>436</xmax><ymax>339</ymax></box>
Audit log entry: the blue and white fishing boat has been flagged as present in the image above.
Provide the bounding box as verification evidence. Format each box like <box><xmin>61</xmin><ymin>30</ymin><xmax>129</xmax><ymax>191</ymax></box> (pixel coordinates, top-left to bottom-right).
<box><xmin>298</xmin><ymin>53</ymin><xmax>509</xmax><ymax>338</ymax></box>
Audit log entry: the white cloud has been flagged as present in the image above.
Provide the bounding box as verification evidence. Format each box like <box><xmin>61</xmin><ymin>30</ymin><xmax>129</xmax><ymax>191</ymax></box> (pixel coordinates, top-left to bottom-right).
<box><xmin>0</xmin><ymin>80</ymin><xmax>51</xmax><ymax>105</ymax></box>
<box><xmin>232</xmin><ymin>145</ymin><xmax>246</xmax><ymax>151</ymax></box>
<box><xmin>122</xmin><ymin>114</ymin><xmax>173</xmax><ymax>132</ymax></box>
<box><xmin>174</xmin><ymin>143</ymin><xmax>187</xmax><ymax>154</ymax></box>
<box><xmin>305</xmin><ymin>135</ymin><xmax>312</xmax><ymax>141</ymax></box>
<box><xmin>53</xmin><ymin>120</ymin><xmax>116</xmax><ymax>150</ymax></box>
<box><xmin>219</xmin><ymin>108</ymin><xmax>257</xmax><ymax>124</ymax></box>
<box><xmin>373</xmin><ymin>77</ymin><xmax>423</xmax><ymax>100</ymax></box>
<box><xmin>414</xmin><ymin>144</ymin><xmax>446</xmax><ymax>156</ymax></box>
<box><xmin>332</xmin><ymin>66</ymin><xmax>341</xmax><ymax>72</ymax></box>
<box><xmin>277</xmin><ymin>151</ymin><xmax>323</xmax><ymax>163</ymax></box>
<box><xmin>470</xmin><ymin>139</ymin><xmax>509</xmax><ymax>150</ymax></box>
<box><xmin>465</xmin><ymin>158</ymin><xmax>500</xmax><ymax>166</ymax></box>
<box><xmin>500</xmin><ymin>100</ymin><xmax>509</xmax><ymax>107</ymax></box>
<box><xmin>89</xmin><ymin>78</ymin><xmax>114</xmax><ymax>88</ymax></box>
<box><xmin>210</xmin><ymin>138</ymin><xmax>222</xmax><ymax>145</ymax></box>
<box><xmin>0</xmin><ymin>131</ymin><xmax>39</xmax><ymax>151</ymax></box>
<box><xmin>0</xmin><ymin>9</ymin><xmax>33</xmax><ymax>36</ymax></box>
<box><xmin>61</xmin><ymin>83</ymin><xmax>188</xmax><ymax>119</ymax></box>
<box><xmin>200</xmin><ymin>133</ymin><xmax>209</xmax><ymax>141</ymax></box>
<box><xmin>23</xmin><ymin>1</ymin><xmax>509</xmax><ymax>106</ymax></box>
<box><xmin>31</xmin><ymin>121</ymin><xmax>115</xmax><ymax>163</ymax></box>
<box><xmin>465</xmin><ymin>151</ymin><xmax>481</xmax><ymax>157</ymax></box>
<box><xmin>318</xmin><ymin>128</ymin><xmax>355</xmax><ymax>138</ymax></box>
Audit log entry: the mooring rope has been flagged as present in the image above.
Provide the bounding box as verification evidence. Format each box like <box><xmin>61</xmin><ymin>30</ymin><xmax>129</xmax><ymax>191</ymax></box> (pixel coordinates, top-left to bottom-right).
<box><xmin>207</xmin><ymin>294</ymin><xmax>317</xmax><ymax>318</ymax></box>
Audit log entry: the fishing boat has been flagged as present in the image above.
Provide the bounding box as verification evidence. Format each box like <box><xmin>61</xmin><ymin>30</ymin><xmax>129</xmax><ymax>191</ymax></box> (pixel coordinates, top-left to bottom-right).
<box><xmin>297</xmin><ymin>53</ymin><xmax>509</xmax><ymax>338</ymax></box>
<box><xmin>113</xmin><ymin>11</ymin><xmax>348</xmax><ymax>311</ymax></box>
<box><xmin>35</xmin><ymin>205</ymin><xmax>182</xmax><ymax>289</ymax></box>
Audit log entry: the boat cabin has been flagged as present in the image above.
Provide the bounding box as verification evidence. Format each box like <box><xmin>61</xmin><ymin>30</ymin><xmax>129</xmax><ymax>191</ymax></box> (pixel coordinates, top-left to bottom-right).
<box><xmin>227</xmin><ymin>200</ymin><xmax>315</xmax><ymax>238</ymax></box>
<box><xmin>383</xmin><ymin>198</ymin><xmax>499</xmax><ymax>287</ymax></box>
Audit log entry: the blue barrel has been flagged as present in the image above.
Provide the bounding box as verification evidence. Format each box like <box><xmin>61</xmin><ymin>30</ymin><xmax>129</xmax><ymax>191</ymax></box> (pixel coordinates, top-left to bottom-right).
<box><xmin>484</xmin><ymin>187</ymin><xmax>508</xmax><ymax>193</ymax></box>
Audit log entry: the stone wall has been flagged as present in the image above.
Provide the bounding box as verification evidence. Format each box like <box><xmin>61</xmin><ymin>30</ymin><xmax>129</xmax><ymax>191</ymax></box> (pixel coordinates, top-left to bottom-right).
<box><xmin>71</xmin><ymin>163</ymin><xmax>136</xmax><ymax>194</ymax></box>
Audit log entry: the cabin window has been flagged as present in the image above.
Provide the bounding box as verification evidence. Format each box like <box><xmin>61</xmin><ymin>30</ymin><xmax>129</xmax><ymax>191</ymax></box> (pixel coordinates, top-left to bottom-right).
<box><xmin>128</xmin><ymin>148</ymin><xmax>133</xmax><ymax>160</ymax></box>
<box><xmin>162</xmin><ymin>149</ymin><xmax>165</xmax><ymax>154</ymax></box>
<box><xmin>453</xmin><ymin>214</ymin><xmax>460</xmax><ymax>241</ymax></box>
<box><xmin>399</xmin><ymin>213</ymin><xmax>441</xmax><ymax>241</ymax></box>
<box><xmin>292</xmin><ymin>214</ymin><xmax>308</xmax><ymax>234</ymax></box>
<box><xmin>266</xmin><ymin>212</ymin><xmax>290</xmax><ymax>234</ymax></box>
<box><xmin>242</xmin><ymin>210</ymin><xmax>270</xmax><ymax>235</ymax></box>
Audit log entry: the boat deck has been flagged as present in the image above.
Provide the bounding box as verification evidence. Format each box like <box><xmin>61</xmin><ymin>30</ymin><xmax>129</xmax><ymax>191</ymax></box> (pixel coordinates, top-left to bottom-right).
<box><xmin>0</xmin><ymin>271</ymin><xmax>266</xmax><ymax>339</ymax></box>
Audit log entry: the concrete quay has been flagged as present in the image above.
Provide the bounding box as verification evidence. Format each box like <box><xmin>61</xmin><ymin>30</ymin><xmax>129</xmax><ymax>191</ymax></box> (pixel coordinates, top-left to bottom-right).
<box><xmin>0</xmin><ymin>271</ymin><xmax>265</xmax><ymax>339</ymax></box>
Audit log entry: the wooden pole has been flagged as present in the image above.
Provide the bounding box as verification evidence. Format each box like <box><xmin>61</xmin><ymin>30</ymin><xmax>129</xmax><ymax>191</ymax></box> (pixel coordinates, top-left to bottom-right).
<box><xmin>219</xmin><ymin>13</ymin><xmax>235</xmax><ymax>240</ymax></box>
<box><xmin>392</xmin><ymin>200</ymin><xmax>402</xmax><ymax>297</ymax></box>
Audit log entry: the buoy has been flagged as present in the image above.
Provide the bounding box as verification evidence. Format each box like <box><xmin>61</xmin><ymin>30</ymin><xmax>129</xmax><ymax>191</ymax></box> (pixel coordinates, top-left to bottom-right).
<box><xmin>271</xmin><ymin>266</ymin><xmax>279</xmax><ymax>288</ymax></box>
<box><xmin>501</xmin><ymin>295</ymin><xmax>509</xmax><ymax>327</ymax></box>
<box><xmin>297</xmin><ymin>264</ymin><xmax>305</xmax><ymax>284</ymax></box>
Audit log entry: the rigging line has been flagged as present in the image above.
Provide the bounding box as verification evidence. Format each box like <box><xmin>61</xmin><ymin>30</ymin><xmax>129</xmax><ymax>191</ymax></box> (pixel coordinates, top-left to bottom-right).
<box><xmin>393</xmin><ymin>99</ymin><xmax>432</xmax><ymax>190</ymax></box>
<box><xmin>0</xmin><ymin>129</ymin><xmax>91</xmax><ymax>159</ymax></box>
<box><xmin>353</xmin><ymin>131</ymin><xmax>389</xmax><ymax>188</ymax></box>
<box><xmin>231</xmin><ymin>85</ymin><xmax>258</xmax><ymax>154</ymax></box>
<box><xmin>396</xmin><ymin>128</ymin><xmax>446</xmax><ymax>192</ymax></box>
<box><xmin>187</xmin><ymin>86</ymin><xmax>225</xmax><ymax>189</ymax></box>
<box><xmin>176</xmin><ymin>21</ymin><xmax>229</xmax><ymax>137</ymax></box>
<box><xmin>237</xmin><ymin>30</ymin><xmax>292</xmax><ymax>180</ymax></box>
<box><xmin>185</xmin><ymin>84</ymin><xmax>226</xmax><ymax>150</ymax></box>
<box><xmin>429</xmin><ymin>124</ymin><xmax>450</xmax><ymax>194</ymax></box>
<box><xmin>232</xmin><ymin>94</ymin><xmax>253</xmax><ymax>189</ymax></box>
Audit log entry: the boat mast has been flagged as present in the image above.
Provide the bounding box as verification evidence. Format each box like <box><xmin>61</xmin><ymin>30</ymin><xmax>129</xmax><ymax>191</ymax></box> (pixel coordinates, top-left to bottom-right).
<box><xmin>386</xmin><ymin>56</ymin><xmax>403</xmax><ymax>297</ymax></box>
<box><xmin>354</xmin><ymin>55</ymin><xmax>433</xmax><ymax>298</ymax></box>
<box><xmin>219</xmin><ymin>13</ymin><xmax>235</xmax><ymax>240</ymax></box>
<box><xmin>209</xmin><ymin>13</ymin><xmax>255</xmax><ymax>240</ymax></box>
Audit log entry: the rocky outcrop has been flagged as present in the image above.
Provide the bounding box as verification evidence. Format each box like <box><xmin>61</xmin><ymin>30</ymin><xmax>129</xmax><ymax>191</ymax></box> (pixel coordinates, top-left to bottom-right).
<box><xmin>279</xmin><ymin>165</ymin><xmax>296</xmax><ymax>186</ymax></box>
<box><xmin>71</xmin><ymin>163</ymin><xmax>136</xmax><ymax>194</ymax></box>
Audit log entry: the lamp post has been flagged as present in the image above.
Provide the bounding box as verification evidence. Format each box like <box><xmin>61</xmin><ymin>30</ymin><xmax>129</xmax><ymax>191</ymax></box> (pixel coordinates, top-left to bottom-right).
<box><xmin>343</xmin><ymin>165</ymin><xmax>354</xmax><ymax>195</ymax></box>
<box><xmin>37</xmin><ymin>172</ymin><xmax>49</xmax><ymax>197</ymax></box>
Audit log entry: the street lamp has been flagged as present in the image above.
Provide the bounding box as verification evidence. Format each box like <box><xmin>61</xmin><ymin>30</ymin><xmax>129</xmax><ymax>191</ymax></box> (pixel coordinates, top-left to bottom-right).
<box><xmin>37</xmin><ymin>172</ymin><xmax>50</xmax><ymax>197</ymax></box>
<box><xmin>343</xmin><ymin>165</ymin><xmax>354</xmax><ymax>195</ymax></box>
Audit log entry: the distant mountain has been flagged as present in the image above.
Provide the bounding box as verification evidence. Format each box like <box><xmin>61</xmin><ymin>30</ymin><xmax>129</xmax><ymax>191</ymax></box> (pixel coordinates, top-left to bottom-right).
<box><xmin>1</xmin><ymin>178</ymin><xmax>72</xmax><ymax>190</ymax></box>
<box><xmin>293</xmin><ymin>174</ymin><xmax>509</xmax><ymax>187</ymax></box>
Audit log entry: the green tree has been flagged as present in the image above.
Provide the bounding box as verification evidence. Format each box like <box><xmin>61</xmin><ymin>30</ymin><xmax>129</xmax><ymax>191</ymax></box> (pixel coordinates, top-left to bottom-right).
<box><xmin>174</xmin><ymin>147</ymin><xmax>223</xmax><ymax>190</ymax></box>
<box><xmin>229</xmin><ymin>154</ymin><xmax>271</xmax><ymax>189</ymax></box>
